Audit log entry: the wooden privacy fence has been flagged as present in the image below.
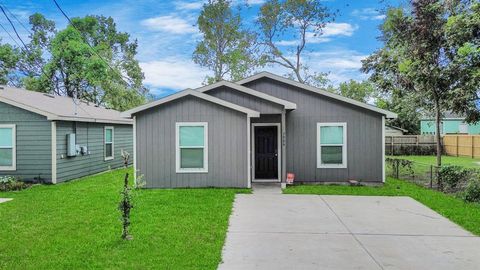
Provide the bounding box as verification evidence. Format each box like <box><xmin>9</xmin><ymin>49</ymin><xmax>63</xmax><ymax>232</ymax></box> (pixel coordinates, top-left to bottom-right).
<box><xmin>443</xmin><ymin>135</ymin><xmax>480</xmax><ymax>158</ymax></box>
<box><xmin>385</xmin><ymin>135</ymin><xmax>437</xmax><ymax>146</ymax></box>
<box><xmin>385</xmin><ymin>135</ymin><xmax>437</xmax><ymax>155</ymax></box>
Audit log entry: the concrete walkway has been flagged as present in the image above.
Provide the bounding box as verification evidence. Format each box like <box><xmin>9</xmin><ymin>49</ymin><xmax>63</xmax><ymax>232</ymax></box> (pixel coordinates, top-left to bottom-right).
<box><xmin>219</xmin><ymin>192</ymin><xmax>480</xmax><ymax>270</ymax></box>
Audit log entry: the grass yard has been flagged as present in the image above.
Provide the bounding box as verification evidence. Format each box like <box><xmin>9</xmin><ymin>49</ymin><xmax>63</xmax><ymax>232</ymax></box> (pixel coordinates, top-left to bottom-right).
<box><xmin>285</xmin><ymin>178</ymin><xmax>480</xmax><ymax>236</ymax></box>
<box><xmin>0</xmin><ymin>168</ymin><xmax>248</xmax><ymax>269</ymax></box>
<box><xmin>390</xmin><ymin>155</ymin><xmax>480</xmax><ymax>168</ymax></box>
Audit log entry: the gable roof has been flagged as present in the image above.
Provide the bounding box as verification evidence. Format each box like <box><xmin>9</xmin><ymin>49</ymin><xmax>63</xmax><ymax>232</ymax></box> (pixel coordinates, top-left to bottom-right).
<box><xmin>122</xmin><ymin>89</ymin><xmax>260</xmax><ymax>118</ymax></box>
<box><xmin>0</xmin><ymin>86</ymin><xmax>132</xmax><ymax>124</ymax></box>
<box><xmin>237</xmin><ymin>71</ymin><xmax>397</xmax><ymax>119</ymax></box>
<box><xmin>195</xmin><ymin>80</ymin><xmax>297</xmax><ymax>110</ymax></box>
<box><xmin>386</xmin><ymin>125</ymin><xmax>408</xmax><ymax>132</ymax></box>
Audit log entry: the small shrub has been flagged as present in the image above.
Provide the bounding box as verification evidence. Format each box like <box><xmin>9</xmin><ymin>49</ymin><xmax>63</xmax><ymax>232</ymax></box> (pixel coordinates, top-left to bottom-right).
<box><xmin>438</xmin><ymin>165</ymin><xmax>470</xmax><ymax>192</ymax></box>
<box><xmin>119</xmin><ymin>150</ymin><xmax>133</xmax><ymax>240</ymax></box>
<box><xmin>0</xmin><ymin>176</ymin><xmax>29</xmax><ymax>192</ymax></box>
<box><xmin>463</xmin><ymin>179</ymin><xmax>480</xmax><ymax>203</ymax></box>
<box><xmin>388</xmin><ymin>145</ymin><xmax>436</xmax><ymax>156</ymax></box>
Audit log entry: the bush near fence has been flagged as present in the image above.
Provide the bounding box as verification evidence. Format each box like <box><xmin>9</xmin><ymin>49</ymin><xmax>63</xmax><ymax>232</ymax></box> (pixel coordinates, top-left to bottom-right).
<box><xmin>386</xmin><ymin>158</ymin><xmax>480</xmax><ymax>203</ymax></box>
<box><xmin>385</xmin><ymin>135</ymin><xmax>437</xmax><ymax>156</ymax></box>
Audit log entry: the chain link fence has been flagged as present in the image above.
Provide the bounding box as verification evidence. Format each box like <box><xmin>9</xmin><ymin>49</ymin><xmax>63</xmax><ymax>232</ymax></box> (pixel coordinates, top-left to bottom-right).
<box><xmin>386</xmin><ymin>158</ymin><xmax>440</xmax><ymax>189</ymax></box>
<box><xmin>386</xmin><ymin>157</ymin><xmax>480</xmax><ymax>203</ymax></box>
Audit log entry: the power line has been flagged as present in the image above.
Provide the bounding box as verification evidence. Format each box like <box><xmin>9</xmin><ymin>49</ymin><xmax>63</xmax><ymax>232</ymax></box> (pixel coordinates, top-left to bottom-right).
<box><xmin>0</xmin><ymin>5</ymin><xmax>29</xmax><ymax>53</ymax></box>
<box><xmin>0</xmin><ymin>5</ymin><xmax>61</xmax><ymax>90</ymax></box>
<box><xmin>0</xmin><ymin>2</ymin><xmax>31</xmax><ymax>35</ymax></box>
<box><xmin>0</xmin><ymin>21</ymin><xmax>22</xmax><ymax>48</ymax></box>
<box><xmin>52</xmin><ymin>0</ymin><xmax>137</xmax><ymax>89</ymax></box>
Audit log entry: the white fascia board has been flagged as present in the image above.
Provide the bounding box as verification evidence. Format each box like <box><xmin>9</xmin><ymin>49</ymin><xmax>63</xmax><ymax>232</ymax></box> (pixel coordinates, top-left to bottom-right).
<box><xmin>49</xmin><ymin>116</ymin><xmax>132</xmax><ymax>124</ymax></box>
<box><xmin>237</xmin><ymin>72</ymin><xmax>397</xmax><ymax>119</ymax></box>
<box><xmin>122</xmin><ymin>89</ymin><xmax>260</xmax><ymax>118</ymax></box>
<box><xmin>196</xmin><ymin>81</ymin><xmax>297</xmax><ymax>110</ymax></box>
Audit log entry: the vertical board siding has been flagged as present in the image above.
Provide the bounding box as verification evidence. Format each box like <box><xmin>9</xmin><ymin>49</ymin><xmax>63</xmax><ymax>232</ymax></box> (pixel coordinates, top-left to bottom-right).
<box><xmin>207</xmin><ymin>86</ymin><xmax>284</xmax><ymax>114</ymax></box>
<box><xmin>56</xmin><ymin>121</ymin><xmax>133</xmax><ymax>182</ymax></box>
<box><xmin>244</xmin><ymin>78</ymin><xmax>383</xmax><ymax>182</ymax></box>
<box><xmin>0</xmin><ymin>102</ymin><xmax>52</xmax><ymax>182</ymax></box>
<box><xmin>135</xmin><ymin>96</ymin><xmax>248</xmax><ymax>188</ymax></box>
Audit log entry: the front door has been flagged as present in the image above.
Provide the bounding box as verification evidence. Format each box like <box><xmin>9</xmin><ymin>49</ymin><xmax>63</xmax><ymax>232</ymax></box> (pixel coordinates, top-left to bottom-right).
<box><xmin>254</xmin><ymin>125</ymin><xmax>278</xmax><ymax>180</ymax></box>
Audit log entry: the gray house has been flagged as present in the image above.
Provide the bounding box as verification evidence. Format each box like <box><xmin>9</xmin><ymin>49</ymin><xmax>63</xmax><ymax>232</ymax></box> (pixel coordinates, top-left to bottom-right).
<box><xmin>123</xmin><ymin>72</ymin><xmax>396</xmax><ymax>188</ymax></box>
<box><xmin>0</xmin><ymin>86</ymin><xmax>133</xmax><ymax>183</ymax></box>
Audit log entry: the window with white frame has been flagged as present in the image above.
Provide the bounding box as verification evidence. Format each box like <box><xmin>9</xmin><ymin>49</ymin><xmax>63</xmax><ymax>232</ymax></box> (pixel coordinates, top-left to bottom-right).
<box><xmin>0</xmin><ymin>124</ymin><xmax>16</xmax><ymax>170</ymax></box>
<box><xmin>176</xmin><ymin>122</ymin><xmax>208</xmax><ymax>173</ymax></box>
<box><xmin>317</xmin><ymin>123</ymin><xmax>347</xmax><ymax>168</ymax></box>
<box><xmin>104</xmin><ymin>126</ymin><xmax>114</xmax><ymax>160</ymax></box>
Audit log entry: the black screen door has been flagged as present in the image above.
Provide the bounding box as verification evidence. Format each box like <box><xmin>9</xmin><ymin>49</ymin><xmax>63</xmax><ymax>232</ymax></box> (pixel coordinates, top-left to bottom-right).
<box><xmin>254</xmin><ymin>126</ymin><xmax>278</xmax><ymax>179</ymax></box>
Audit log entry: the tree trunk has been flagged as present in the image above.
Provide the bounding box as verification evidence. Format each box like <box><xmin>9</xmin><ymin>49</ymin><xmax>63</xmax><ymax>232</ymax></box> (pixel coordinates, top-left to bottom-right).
<box><xmin>294</xmin><ymin>68</ymin><xmax>303</xmax><ymax>84</ymax></box>
<box><xmin>434</xmin><ymin>99</ymin><xmax>442</xmax><ymax>167</ymax></box>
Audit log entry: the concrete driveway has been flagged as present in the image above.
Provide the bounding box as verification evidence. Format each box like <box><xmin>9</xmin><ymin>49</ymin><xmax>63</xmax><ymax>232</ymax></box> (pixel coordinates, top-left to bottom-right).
<box><xmin>219</xmin><ymin>188</ymin><xmax>480</xmax><ymax>270</ymax></box>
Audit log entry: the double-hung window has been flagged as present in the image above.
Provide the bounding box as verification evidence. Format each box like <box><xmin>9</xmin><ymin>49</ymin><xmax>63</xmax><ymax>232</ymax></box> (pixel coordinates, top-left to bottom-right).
<box><xmin>176</xmin><ymin>122</ymin><xmax>208</xmax><ymax>173</ymax></box>
<box><xmin>104</xmin><ymin>126</ymin><xmax>114</xmax><ymax>160</ymax></box>
<box><xmin>0</xmin><ymin>124</ymin><xmax>16</xmax><ymax>170</ymax></box>
<box><xmin>317</xmin><ymin>123</ymin><xmax>347</xmax><ymax>168</ymax></box>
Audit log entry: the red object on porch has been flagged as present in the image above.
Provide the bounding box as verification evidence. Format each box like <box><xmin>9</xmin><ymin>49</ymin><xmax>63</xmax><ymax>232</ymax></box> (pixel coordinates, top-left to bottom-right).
<box><xmin>286</xmin><ymin>173</ymin><xmax>295</xmax><ymax>184</ymax></box>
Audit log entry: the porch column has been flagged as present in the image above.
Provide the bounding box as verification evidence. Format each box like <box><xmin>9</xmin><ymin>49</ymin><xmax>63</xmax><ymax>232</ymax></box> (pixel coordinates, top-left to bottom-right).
<box><xmin>281</xmin><ymin>111</ymin><xmax>287</xmax><ymax>183</ymax></box>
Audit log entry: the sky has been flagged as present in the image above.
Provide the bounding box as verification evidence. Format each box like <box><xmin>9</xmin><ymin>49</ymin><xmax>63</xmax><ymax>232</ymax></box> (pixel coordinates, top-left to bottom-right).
<box><xmin>1</xmin><ymin>0</ymin><xmax>400</xmax><ymax>98</ymax></box>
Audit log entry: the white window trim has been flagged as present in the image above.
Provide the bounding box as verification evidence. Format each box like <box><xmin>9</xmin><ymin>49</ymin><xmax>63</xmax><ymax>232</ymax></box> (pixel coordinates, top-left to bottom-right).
<box><xmin>0</xmin><ymin>124</ymin><xmax>16</xmax><ymax>171</ymax></box>
<box><xmin>104</xmin><ymin>126</ymin><xmax>114</xmax><ymax>161</ymax></box>
<box><xmin>175</xmin><ymin>122</ymin><xmax>208</xmax><ymax>173</ymax></box>
<box><xmin>316</xmin><ymin>122</ymin><xmax>347</xmax><ymax>169</ymax></box>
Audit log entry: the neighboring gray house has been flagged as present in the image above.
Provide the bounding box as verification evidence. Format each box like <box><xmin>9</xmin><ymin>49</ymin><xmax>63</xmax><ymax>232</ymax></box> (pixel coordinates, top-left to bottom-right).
<box><xmin>0</xmin><ymin>86</ymin><xmax>133</xmax><ymax>183</ymax></box>
<box><xmin>123</xmin><ymin>72</ymin><xmax>397</xmax><ymax>188</ymax></box>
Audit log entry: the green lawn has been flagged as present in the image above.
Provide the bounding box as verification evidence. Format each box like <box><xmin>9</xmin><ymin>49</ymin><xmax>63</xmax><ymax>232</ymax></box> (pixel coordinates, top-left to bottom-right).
<box><xmin>390</xmin><ymin>155</ymin><xmax>480</xmax><ymax>168</ymax></box>
<box><xmin>285</xmin><ymin>177</ymin><xmax>480</xmax><ymax>236</ymax></box>
<box><xmin>0</xmin><ymin>168</ymin><xmax>248</xmax><ymax>269</ymax></box>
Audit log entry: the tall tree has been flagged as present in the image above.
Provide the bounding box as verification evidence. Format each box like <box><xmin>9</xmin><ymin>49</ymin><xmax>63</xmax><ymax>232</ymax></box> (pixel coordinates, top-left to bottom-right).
<box><xmin>0</xmin><ymin>43</ymin><xmax>20</xmax><ymax>86</ymax></box>
<box><xmin>194</xmin><ymin>0</ymin><xmax>258</xmax><ymax>83</ymax></box>
<box><xmin>330</xmin><ymin>80</ymin><xmax>377</xmax><ymax>103</ymax></box>
<box><xmin>375</xmin><ymin>91</ymin><xmax>420</xmax><ymax>134</ymax></box>
<box><xmin>362</xmin><ymin>0</ymin><xmax>480</xmax><ymax>166</ymax></box>
<box><xmin>1</xmin><ymin>13</ymin><xmax>147</xmax><ymax>111</ymax></box>
<box><xmin>256</xmin><ymin>0</ymin><xmax>334</xmax><ymax>86</ymax></box>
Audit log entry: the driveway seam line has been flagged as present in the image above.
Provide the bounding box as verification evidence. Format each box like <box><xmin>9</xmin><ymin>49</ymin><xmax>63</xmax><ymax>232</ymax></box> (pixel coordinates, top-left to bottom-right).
<box><xmin>226</xmin><ymin>231</ymin><xmax>477</xmax><ymax>237</ymax></box>
<box><xmin>319</xmin><ymin>195</ymin><xmax>385</xmax><ymax>270</ymax></box>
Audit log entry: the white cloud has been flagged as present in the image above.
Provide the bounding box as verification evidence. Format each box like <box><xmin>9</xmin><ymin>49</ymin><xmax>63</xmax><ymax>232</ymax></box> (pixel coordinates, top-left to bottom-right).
<box><xmin>321</xmin><ymin>23</ymin><xmax>358</xmax><ymax>37</ymax></box>
<box><xmin>307</xmin><ymin>50</ymin><xmax>369</xmax><ymax>84</ymax></box>
<box><xmin>276</xmin><ymin>23</ymin><xmax>357</xmax><ymax>46</ymax></box>
<box><xmin>140</xmin><ymin>58</ymin><xmax>209</xmax><ymax>90</ymax></box>
<box><xmin>351</xmin><ymin>8</ymin><xmax>386</xmax><ymax>20</ymax></box>
<box><xmin>174</xmin><ymin>1</ymin><xmax>204</xmax><ymax>10</ymax></box>
<box><xmin>245</xmin><ymin>0</ymin><xmax>266</xmax><ymax>4</ymax></box>
<box><xmin>173</xmin><ymin>0</ymin><xmax>264</xmax><ymax>11</ymax></box>
<box><xmin>141</xmin><ymin>15</ymin><xmax>197</xmax><ymax>34</ymax></box>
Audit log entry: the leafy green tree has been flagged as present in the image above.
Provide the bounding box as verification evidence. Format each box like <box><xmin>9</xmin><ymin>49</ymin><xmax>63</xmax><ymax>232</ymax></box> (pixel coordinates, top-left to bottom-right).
<box><xmin>362</xmin><ymin>0</ymin><xmax>480</xmax><ymax>166</ymax></box>
<box><xmin>194</xmin><ymin>0</ymin><xmax>258</xmax><ymax>83</ymax></box>
<box><xmin>0</xmin><ymin>43</ymin><xmax>20</xmax><ymax>86</ymax></box>
<box><xmin>256</xmin><ymin>0</ymin><xmax>334</xmax><ymax>86</ymax></box>
<box><xmin>1</xmin><ymin>13</ymin><xmax>147</xmax><ymax>111</ymax></box>
<box><xmin>332</xmin><ymin>80</ymin><xmax>376</xmax><ymax>103</ymax></box>
<box><xmin>375</xmin><ymin>91</ymin><xmax>420</xmax><ymax>134</ymax></box>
